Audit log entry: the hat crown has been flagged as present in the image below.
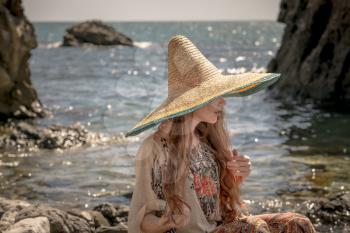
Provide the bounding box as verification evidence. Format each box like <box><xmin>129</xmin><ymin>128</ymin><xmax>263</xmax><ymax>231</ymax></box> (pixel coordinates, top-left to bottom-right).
<box><xmin>167</xmin><ymin>35</ymin><xmax>221</xmax><ymax>100</ymax></box>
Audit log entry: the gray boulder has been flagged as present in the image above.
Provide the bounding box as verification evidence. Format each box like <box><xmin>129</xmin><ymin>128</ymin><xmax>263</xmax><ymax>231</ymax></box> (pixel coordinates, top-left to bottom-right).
<box><xmin>4</xmin><ymin>217</ymin><xmax>50</xmax><ymax>233</ymax></box>
<box><xmin>15</xmin><ymin>204</ymin><xmax>93</xmax><ymax>233</ymax></box>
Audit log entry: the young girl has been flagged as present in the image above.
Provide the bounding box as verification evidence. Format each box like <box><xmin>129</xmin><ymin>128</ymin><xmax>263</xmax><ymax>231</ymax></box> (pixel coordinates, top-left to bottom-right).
<box><xmin>126</xmin><ymin>35</ymin><xmax>317</xmax><ymax>233</ymax></box>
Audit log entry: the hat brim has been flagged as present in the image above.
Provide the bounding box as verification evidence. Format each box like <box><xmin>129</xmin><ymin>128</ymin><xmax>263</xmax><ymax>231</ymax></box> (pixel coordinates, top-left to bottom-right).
<box><xmin>125</xmin><ymin>72</ymin><xmax>281</xmax><ymax>137</ymax></box>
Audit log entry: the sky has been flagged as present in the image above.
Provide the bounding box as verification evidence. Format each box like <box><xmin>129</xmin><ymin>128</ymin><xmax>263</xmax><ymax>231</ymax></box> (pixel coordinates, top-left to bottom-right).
<box><xmin>23</xmin><ymin>0</ymin><xmax>281</xmax><ymax>22</ymax></box>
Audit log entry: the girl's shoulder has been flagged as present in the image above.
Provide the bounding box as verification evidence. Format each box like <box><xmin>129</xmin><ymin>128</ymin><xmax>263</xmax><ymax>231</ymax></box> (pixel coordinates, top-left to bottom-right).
<box><xmin>135</xmin><ymin>133</ymin><xmax>166</xmax><ymax>160</ymax></box>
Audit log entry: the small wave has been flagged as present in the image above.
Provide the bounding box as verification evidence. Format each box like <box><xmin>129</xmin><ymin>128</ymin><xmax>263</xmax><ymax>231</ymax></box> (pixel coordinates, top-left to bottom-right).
<box><xmin>38</xmin><ymin>41</ymin><xmax>62</xmax><ymax>49</ymax></box>
<box><xmin>133</xmin><ymin>41</ymin><xmax>152</xmax><ymax>49</ymax></box>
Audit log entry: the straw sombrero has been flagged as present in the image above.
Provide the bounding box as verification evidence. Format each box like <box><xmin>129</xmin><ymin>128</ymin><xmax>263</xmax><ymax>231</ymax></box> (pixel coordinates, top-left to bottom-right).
<box><xmin>125</xmin><ymin>35</ymin><xmax>281</xmax><ymax>137</ymax></box>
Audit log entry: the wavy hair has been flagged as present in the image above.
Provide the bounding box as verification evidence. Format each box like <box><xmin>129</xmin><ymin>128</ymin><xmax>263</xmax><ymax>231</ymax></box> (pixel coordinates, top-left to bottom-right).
<box><xmin>153</xmin><ymin>107</ymin><xmax>247</xmax><ymax>223</ymax></box>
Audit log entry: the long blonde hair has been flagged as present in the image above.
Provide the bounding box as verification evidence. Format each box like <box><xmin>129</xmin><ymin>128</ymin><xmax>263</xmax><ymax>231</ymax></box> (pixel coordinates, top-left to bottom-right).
<box><xmin>153</xmin><ymin>108</ymin><xmax>247</xmax><ymax>223</ymax></box>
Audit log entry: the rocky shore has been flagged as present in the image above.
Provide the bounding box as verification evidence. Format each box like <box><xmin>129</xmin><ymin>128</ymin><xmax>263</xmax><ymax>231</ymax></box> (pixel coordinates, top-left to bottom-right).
<box><xmin>0</xmin><ymin>121</ymin><xmax>117</xmax><ymax>153</ymax></box>
<box><xmin>0</xmin><ymin>197</ymin><xmax>129</xmax><ymax>233</ymax></box>
<box><xmin>1</xmin><ymin>191</ymin><xmax>349</xmax><ymax>232</ymax></box>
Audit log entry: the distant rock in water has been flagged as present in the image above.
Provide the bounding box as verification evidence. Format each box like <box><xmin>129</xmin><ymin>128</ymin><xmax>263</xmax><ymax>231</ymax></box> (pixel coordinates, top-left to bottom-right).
<box><xmin>0</xmin><ymin>0</ymin><xmax>46</xmax><ymax>119</ymax></box>
<box><xmin>267</xmin><ymin>0</ymin><xmax>350</xmax><ymax>107</ymax></box>
<box><xmin>62</xmin><ymin>20</ymin><xmax>134</xmax><ymax>47</ymax></box>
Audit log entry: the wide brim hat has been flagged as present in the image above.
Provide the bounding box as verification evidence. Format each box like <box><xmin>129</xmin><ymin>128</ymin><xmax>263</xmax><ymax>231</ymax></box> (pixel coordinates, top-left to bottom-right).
<box><xmin>125</xmin><ymin>35</ymin><xmax>281</xmax><ymax>137</ymax></box>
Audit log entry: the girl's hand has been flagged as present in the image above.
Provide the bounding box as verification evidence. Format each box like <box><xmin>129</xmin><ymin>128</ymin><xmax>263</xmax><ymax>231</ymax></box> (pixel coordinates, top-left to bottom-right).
<box><xmin>158</xmin><ymin>214</ymin><xmax>176</xmax><ymax>229</ymax></box>
<box><xmin>160</xmin><ymin>205</ymin><xmax>190</xmax><ymax>229</ymax></box>
<box><xmin>226</xmin><ymin>149</ymin><xmax>252</xmax><ymax>181</ymax></box>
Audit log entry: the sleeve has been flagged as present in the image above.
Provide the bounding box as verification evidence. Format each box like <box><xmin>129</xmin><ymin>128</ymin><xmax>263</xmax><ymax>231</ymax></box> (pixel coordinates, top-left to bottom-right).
<box><xmin>127</xmin><ymin>136</ymin><xmax>168</xmax><ymax>233</ymax></box>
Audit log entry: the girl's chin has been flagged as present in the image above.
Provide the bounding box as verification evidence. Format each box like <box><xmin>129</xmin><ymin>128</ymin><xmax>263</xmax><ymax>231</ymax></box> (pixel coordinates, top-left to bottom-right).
<box><xmin>207</xmin><ymin>118</ymin><xmax>217</xmax><ymax>124</ymax></box>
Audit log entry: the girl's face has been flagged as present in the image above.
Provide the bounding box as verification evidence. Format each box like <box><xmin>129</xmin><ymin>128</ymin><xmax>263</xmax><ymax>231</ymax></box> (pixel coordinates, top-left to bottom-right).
<box><xmin>193</xmin><ymin>97</ymin><xmax>226</xmax><ymax>124</ymax></box>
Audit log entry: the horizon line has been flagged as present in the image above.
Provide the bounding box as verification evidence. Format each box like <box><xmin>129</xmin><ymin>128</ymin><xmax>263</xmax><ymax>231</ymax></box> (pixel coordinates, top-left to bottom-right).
<box><xmin>30</xmin><ymin>19</ymin><xmax>280</xmax><ymax>23</ymax></box>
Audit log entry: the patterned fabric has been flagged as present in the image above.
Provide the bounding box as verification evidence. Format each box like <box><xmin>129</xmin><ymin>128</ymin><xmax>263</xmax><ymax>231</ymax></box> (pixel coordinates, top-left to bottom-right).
<box><xmin>212</xmin><ymin>212</ymin><xmax>317</xmax><ymax>233</ymax></box>
<box><xmin>188</xmin><ymin>141</ymin><xmax>221</xmax><ymax>223</ymax></box>
<box><xmin>151</xmin><ymin>137</ymin><xmax>176</xmax><ymax>233</ymax></box>
<box><xmin>151</xmin><ymin>137</ymin><xmax>221</xmax><ymax>233</ymax></box>
<box><xmin>152</xmin><ymin>137</ymin><xmax>220</xmax><ymax>216</ymax></box>
<box><xmin>151</xmin><ymin>137</ymin><xmax>317</xmax><ymax>233</ymax></box>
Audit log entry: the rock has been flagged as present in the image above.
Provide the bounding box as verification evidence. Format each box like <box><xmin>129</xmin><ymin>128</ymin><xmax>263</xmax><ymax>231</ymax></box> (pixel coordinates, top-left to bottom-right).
<box><xmin>0</xmin><ymin>197</ymin><xmax>131</xmax><ymax>232</ymax></box>
<box><xmin>113</xmin><ymin>204</ymin><xmax>129</xmax><ymax>224</ymax></box>
<box><xmin>114</xmin><ymin>204</ymin><xmax>129</xmax><ymax>219</ymax></box>
<box><xmin>0</xmin><ymin>0</ymin><xmax>47</xmax><ymax>119</ymax></box>
<box><xmin>93</xmin><ymin>203</ymin><xmax>117</xmax><ymax>224</ymax></box>
<box><xmin>3</xmin><ymin>216</ymin><xmax>50</xmax><ymax>233</ymax></box>
<box><xmin>1</xmin><ymin>210</ymin><xmax>21</xmax><ymax>226</ymax></box>
<box><xmin>296</xmin><ymin>191</ymin><xmax>350</xmax><ymax>225</ymax></box>
<box><xmin>15</xmin><ymin>204</ymin><xmax>93</xmax><ymax>233</ymax></box>
<box><xmin>0</xmin><ymin>197</ymin><xmax>32</xmax><ymax>211</ymax></box>
<box><xmin>0</xmin><ymin>121</ymin><xmax>110</xmax><ymax>152</ymax></box>
<box><xmin>65</xmin><ymin>209</ymin><xmax>96</xmax><ymax>228</ymax></box>
<box><xmin>92</xmin><ymin>203</ymin><xmax>129</xmax><ymax>226</ymax></box>
<box><xmin>0</xmin><ymin>220</ymin><xmax>11</xmax><ymax>232</ymax></box>
<box><xmin>0</xmin><ymin>197</ymin><xmax>31</xmax><ymax>226</ymax></box>
<box><xmin>0</xmin><ymin>198</ymin><xmax>32</xmax><ymax>232</ymax></box>
<box><xmin>95</xmin><ymin>224</ymin><xmax>128</xmax><ymax>233</ymax></box>
<box><xmin>89</xmin><ymin>211</ymin><xmax>111</xmax><ymax>228</ymax></box>
<box><xmin>267</xmin><ymin>0</ymin><xmax>350</xmax><ymax>108</ymax></box>
<box><xmin>62</xmin><ymin>20</ymin><xmax>134</xmax><ymax>47</ymax></box>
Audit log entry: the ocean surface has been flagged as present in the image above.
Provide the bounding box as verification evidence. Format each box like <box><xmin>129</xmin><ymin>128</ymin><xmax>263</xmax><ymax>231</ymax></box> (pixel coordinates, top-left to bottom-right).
<box><xmin>0</xmin><ymin>22</ymin><xmax>349</xmax><ymax>217</ymax></box>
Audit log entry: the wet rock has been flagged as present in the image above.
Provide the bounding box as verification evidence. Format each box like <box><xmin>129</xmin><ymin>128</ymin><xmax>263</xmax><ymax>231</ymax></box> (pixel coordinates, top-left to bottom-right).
<box><xmin>297</xmin><ymin>191</ymin><xmax>350</xmax><ymax>225</ymax></box>
<box><xmin>93</xmin><ymin>203</ymin><xmax>129</xmax><ymax>226</ymax></box>
<box><xmin>0</xmin><ymin>121</ymin><xmax>110</xmax><ymax>152</ymax></box>
<box><xmin>93</xmin><ymin>203</ymin><xmax>117</xmax><ymax>225</ymax></box>
<box><xmin>15</xmin><ymin>204</ymin><xmax>93</xmax><ymax>233</ymax></box>
<box><xmin>0</xmin><ymin>197</ymin><xmax>31</xmax><ymax>226</ymax></box>
<box><xmin>267</xmin><ymin>0</ymin><xmax>350</xmax><ymax>107</ymax></box>
<box><xmin>95</xmin><ymin>224</ymin><xmax>128</xmax><ymax>233</ymax></box>
<box><xmin>0</xmin><ymin>0</ymin><xmax>47</xmax><ymax>119</ymax></box>
<box><xmin>114</xmin><ymin>204</ymin><xmax>129</xmax><ymax>219</ymax></box>
<box><xmin>62</xmin><ymin>20</ymin><xmax>134</xmax><ymax>47</ymax></box>
<box><xmin>65</xmin><ymin>209</ymin><xmax>96</xmax><ymax>228</ymax></box>
<box><xmin>89</xmin><ymin>211</ymin><xmax>111</xmax><ymax>228</ymax></box>
<box><xmin>3</xmin><ymin>216</ymin><xmax>50</xmax><ymax>233</ymax></box>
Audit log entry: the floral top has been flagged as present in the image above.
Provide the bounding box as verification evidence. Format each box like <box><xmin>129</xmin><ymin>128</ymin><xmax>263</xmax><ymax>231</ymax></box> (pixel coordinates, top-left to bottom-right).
<box><xmin>151</xmin><ymin>137</ymin><xmax>221</xmax><ymax>232</ymax></box>
<box><xmin>127</xmin><ymin>134</ymin><xmax>318</xmax><ymax>233</ymax></box>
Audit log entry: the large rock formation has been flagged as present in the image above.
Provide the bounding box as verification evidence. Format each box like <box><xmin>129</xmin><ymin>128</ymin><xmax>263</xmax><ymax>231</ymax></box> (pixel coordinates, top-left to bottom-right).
<box><xmin>62</xmin><ymin>20</ymin><xmax>134</xmax><ymax>47</ymax></box>
<box><xmin>267</xmin><ymin>0</ymin><xmax>350</xmax><ymax>107</ymax></box>
<box><xmin>0</xmin><ymin>0</ymin><xmax>46</xmax><ymax>120</ymax></box>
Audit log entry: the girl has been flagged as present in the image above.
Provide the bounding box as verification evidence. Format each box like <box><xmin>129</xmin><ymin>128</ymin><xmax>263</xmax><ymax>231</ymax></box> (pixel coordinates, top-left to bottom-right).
<box><xmin>126</xmin><ymin>35</ymin><xmax>317</xmax><ymax>233</ymax></box>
